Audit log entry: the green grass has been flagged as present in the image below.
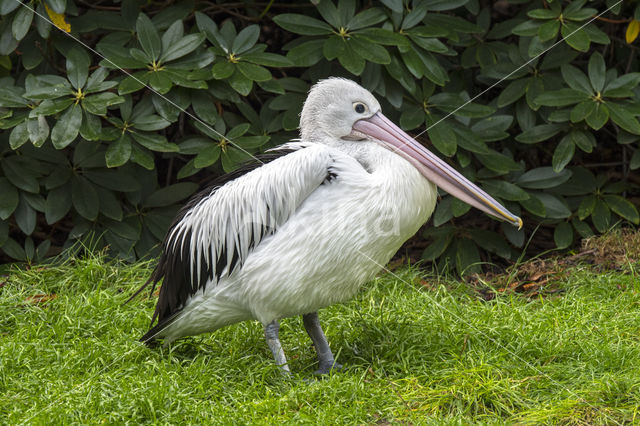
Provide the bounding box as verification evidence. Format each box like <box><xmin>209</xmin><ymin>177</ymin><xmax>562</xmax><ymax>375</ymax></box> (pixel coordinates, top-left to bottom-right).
<box><xmin>2</xmin><ymin>256</ymin><xmax>640</xmax><ymax>424</ymax></box>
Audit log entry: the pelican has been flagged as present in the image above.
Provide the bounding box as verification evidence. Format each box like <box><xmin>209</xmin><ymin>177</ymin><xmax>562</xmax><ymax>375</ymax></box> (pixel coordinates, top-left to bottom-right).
<box><xmin>133</xmin><ymin>78</ymin><xmax>522</xmax><ymax>375</ymax></box>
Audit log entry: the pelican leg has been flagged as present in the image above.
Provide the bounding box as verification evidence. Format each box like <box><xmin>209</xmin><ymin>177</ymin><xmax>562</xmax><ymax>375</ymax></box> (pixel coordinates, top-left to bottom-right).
<box><xmin>303</xmin><ymin>312</ymin><xmax>342</xmax><ymax>375</ymax></box>
<box><xmin>264</xmin><ymin>320</ymin><xmax>290</xmax><ymax>375</ymax></box>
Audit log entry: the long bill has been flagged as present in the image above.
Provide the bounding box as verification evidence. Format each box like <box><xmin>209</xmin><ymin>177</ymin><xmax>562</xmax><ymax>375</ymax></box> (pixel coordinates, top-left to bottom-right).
<box><xmin>352</xmin><ymin>112</ymin><xmax>523</xmax><ymax>229</ymax></box>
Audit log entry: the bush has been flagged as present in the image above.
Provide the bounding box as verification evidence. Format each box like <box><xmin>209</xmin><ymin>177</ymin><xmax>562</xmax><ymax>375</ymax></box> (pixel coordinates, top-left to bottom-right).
<box><xmin>0</xmin><ymin>0</ymin><xmax>638</xmax><ymax>274</ymax></box>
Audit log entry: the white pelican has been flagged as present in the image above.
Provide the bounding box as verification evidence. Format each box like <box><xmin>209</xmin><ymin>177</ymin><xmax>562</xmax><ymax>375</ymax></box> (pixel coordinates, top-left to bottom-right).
<box><xmin>133</xmin><ymin>78</ymin><xmax>522</xmax><ymax>375</ymax></box>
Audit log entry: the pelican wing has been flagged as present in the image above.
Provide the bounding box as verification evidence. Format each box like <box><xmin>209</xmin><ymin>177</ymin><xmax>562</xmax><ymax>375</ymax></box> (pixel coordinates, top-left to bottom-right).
<box><xmin>139</xmin><ymin>143</ymin><xmax>337</xmax><ymax>337</ymax></box>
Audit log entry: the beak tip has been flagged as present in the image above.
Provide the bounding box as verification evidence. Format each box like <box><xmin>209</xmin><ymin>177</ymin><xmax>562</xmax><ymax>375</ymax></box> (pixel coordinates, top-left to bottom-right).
<box><xmin>516</xmin><ymin>217</ymin><xmax>523</xmax><ymax>230</ymax></box>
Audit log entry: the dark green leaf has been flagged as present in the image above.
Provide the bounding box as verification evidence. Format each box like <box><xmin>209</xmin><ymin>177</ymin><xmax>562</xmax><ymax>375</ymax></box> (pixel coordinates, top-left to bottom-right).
<box><xmin>482</xmin><ymin>180</ymin><xmax>529</xmax><ymax>201</ymax></box>
<box><xmin>191</xmin><ymin>91</ymin><xmax>218</xmax><ymax>125</ymax></box>
<box><xmin>84</xmin><ymin>170</ymin><xmax>141</xmax><ymax>192</ymax></box>
<box><xmin>130</xmin><ymin>143</ymin><xmax>154</xmax><ymax>170</ymax></box>
<box><xmin>51</xmin><ymin>104</ymin><xmax>82</xmax><ymax>149</ymax></box>
<box><xmin>570</xmin><ymin>130</ymin><xmax>595</xmax><ymax>153</ymax></box>
<box><xmin>1</xmin><ymin>158</ymin><xmax>39</xmax><ymax>193</ymax></box>
<box><xmin>421</xmin><ymin>231</ymin><xmax>453</xmax><ymax>261</ymax></box>
<box><xmin>9</xmin><ymin>121</ymin><xmax>29</xmax><ymax>149</ymax></box>
<box><xmin>578</xmin><ymin>195</ymin><xmax>596</xmax><ymax>220</ymax></box>
<box><xmin>194</xmin><ymin>144</ymin><xmax>221</xmax><ymax>168</ymax></box>
<box><xmin>226</xmin><ymin>123</ymin><xmax>250</xmax><ymax>140</ymax></box>
<box><xmin>338</xmin><ymin>43</ymin><xmax>365</xmax><ymax>75</ymax></box>
<box><xmin>592</xmin><ymin>199</ymin><xmax>611</xmax><ymax>232</ymax></box>
<box><xmin>603</xmin><ymin>195</ymin><xmax>639</xmax><ymax>224</ymax></box>
<box><xmin>105</xmin><ymin>133</ymin><xmax>132</xmax><ymax>168</ymax></box>
<box><xmin>118</xmin><ymin>71</ymin><xmax>149</xmax><ymax>95</ymax></box>
<box><xmin>72</xmin><ymin>175</ymin><xmax>99</xmax><ymax>221</ymax></box>
<box><xmin>379</xmin><ymin>0</ymin><xmax>403</xmax><ymax>13</ymax></box>
<box><xmin>160</xmin><ymin>33</ymin><xmax>205</xmax><ymax>63</ymax></box>
<box><xmin>422</xmin><ymin>13</ymin><xmax>483</xmax><ymax>34</ymax></box>
<box><xmin>527</xmin><ymin>9</ymin><xmax>559</xmax><ymax>19</ymax></box>
<box><xmin>131</xmin><ymin>131</ymin><xmax>179</xmax><ymax>152</ymax></box>
<box><xmin>143</xmin><ymin>182</ymin><xmax>198</xmax><ymax>208</ymax></box>
<box><xmin>535</xmin><ymin>193</ymin><xmax>571</xmax><ymax>219</ymax></box>
<box><xmin>469</xmin><ymin>229</ymin><xmax>512</xmax><ymax>259</ymax></box>
<box><xmin>433</xmin><ymin>197</ymin><xmax>453</xmax><ymax>226</ymax></box>
<box><xmin>66</xmin><ymin>48</ymin><xmax>90</xmax><ymax>90</ymax></box>
<box><xmin>561</xmin><ymin>64</ymin><xmax>593</xmax><ymax>94</ymax></box>
<box><xmin>286</xmin><ymin>39</ymin><xmax>324</xmax><ymax>67</ymax></box>
<box><xmin>82</xmin><ymin>92</ymin><xmax>125</xmax><ymax>116</ymax></box>
<box><xmin>585</xmin><ymin>103</ymin><xmax>609</xmax><ymax>131</ymax></box>
<box><xmin>570</xmin><ymin>100</ymin><xmax>596</xmax><ymax>123</ymax></box>
<box><xmin>588</xmin><ymin>51</ymin><xmax>606</xmax><ymax>92</ymax></box>
<box><xmin>136</xmin><ymin>14</ymin><xmax>161</xmax><ymax>61</ymax></box>
<box><xmin>350</xmin><ymin>36</ymin><xmax>390</xmax><ymax>64</ymax></box>
<box><xmin>561</xmin><ymin>22</ymin><xmax>590</xmax><ymax>52</ymax></box>
<box><xmin>96</xmin><ymin>187</ymin><xmax>123</xmax><ymax>221</ymax></box>
<box><xmin>273</xmin><ymin>14</ymin><xmax>332</xmax><ymax>36</ymax></box>
<box><xmin>357</xmin><ymin>28</ymin><xmax>409</xmax><ymax>47</ymax></box>
<box><xmin>552</xmin><ymin>137</ymin><xmax>575</xmax><ymax>172</ymax></box>
<box><xmin>515</xmin><ymin>124</ymin><xmax>565</xmax><ymax>144</ymax></box>
<box><xmin>243</xmin><ymin>52</ymin><xmax>293</xmax><ymax>67</ymax></box>
<box><xmin>148</xmin><ymin>70</ymin><xmax>173</xmax><ymax>94</ymax></box>
<box><xmin>232</xmin><ymin>25</ymin><xmax>259</xmax><ymax>54</ymax></box>
<box><xmin>607</xmin><ymin>103</ymin><xmax>640</xmax><ymax>135</ymax></box>
<box><xmin>553</xmin><ymin>221</ymin><xmax>573</xmax><ymax>249</ymax></box>
<box><xmin>160</xmin><ymin>20</ymin><xmax>184</xmax><ymax>54</ymax></box>
<box><xmin>497</xmin><ymin>78</ymin><xmax>528</xmax><ymax>107</ymax></box>
<box><xmin>212</xmin><ymin>61</ymin><xmax>235</xmax><ymax>79</ymax></box>
<box><xmin>347</xmin><ymin>8</ymin><xmax>386</xmax><ymax>30</ymax></box>
<box><xmin>455</xmin><ymin>239</ymin><xmax>481</xmax><ymax>276</ymax></box>
<box><xmin>98</xmin><ymin>44</ymin><xmax>148</xmax><ymax>69</ymax></box>
<box><xmin>323</xmin><ymin>35</ymin><xmax>346</xmax><ymax>60</ymax></box>
<box><xmin>229</xmin><ymin>70</ymin><xmax>253</xmax><ymax>95</ymax></box>
<box><xmin>237</xmin><ymin>61</ymin><xmax>271</xmax><ymax>82</ymax></box>
<box><xmin>45</xmin><ymin>184</ymin><xmax>72</xmax><ymax>224</ymax></box>
<box><xmin>604</xmin><ymin>72</ymin><xmax>640</xmax><ymax>93</ymax></box>
<box><xmin>1</xmin><ymin>237</ymin><xmax>25</xmax><ymax>260</ymax></box>
<box><xmin>132</xmin><ymin>114</ymin><xmax>171</xmax><ymax>131</ymax></box>
<box><xmin>0</xmin><ymin>177</ymin><xmax>18</xmax><ymax>219</ymax></box>
<box><xmin>572</xmin><ymin>218</ymin><xmax>593</xmax><ymax>239</ymax></box>
<box><xmin>428</xmin><ymin>121</ymin><xmax>456</xmax><ymax>157</ymax></box>
<box><xmin>401</xmin><ymin>49</ymin><xmax>425</xmax><ymax>78</ymax></box>
<box><xmin>45</xmin><ymin>0</ymin><xmax>66</xmax><ymax>14</ymax></box>
<box><xmin>12</xmin><ymin>5</ymin><xmax>33</xmax><ymax>41</ymax></box>
<box><xmin>316</xmin><ymin>0</ymin><xmax>340</xmax><ymax>28</ymax></box>
<box><xmin>415</xmin><ymin>49</ymin><xmax>447</xmax><ymax>86</ymax></box>
<box><xmin>27</xmin><ymin>115</ymin><xmax>49</xmax><ymax>147</ymax></box>
<box><xmin>516</xmin><ymin>167</ymin><xmax>572</xmax><ymax>189</ymax></box>
<box><xmin>535</xmin><ymin>89</ymin><xmax>589</xmax><ymax>106</ymax></box>
<box><xmin>538</xmin><ymin>19</ymin><xmax>559</xmax><ymax>41</ymax></box>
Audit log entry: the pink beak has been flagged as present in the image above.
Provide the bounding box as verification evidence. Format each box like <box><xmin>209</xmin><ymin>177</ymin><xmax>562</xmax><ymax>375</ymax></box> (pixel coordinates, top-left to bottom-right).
<box><xmin>352</xmin><ymin>112</ymin><xmax>522</xmax><ymax>228</ymax></box>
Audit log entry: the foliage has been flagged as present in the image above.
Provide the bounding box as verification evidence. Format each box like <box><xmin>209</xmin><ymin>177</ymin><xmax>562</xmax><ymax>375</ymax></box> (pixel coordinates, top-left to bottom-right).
<box><xmin>2</xmin><ymin>258</ymin><xmax>640</xmax><ymax>422</ymax></box>
<box><xmin>0</xmin><ymin>0</ymin><xmax>639</xmax><ymax>273</ymax></box>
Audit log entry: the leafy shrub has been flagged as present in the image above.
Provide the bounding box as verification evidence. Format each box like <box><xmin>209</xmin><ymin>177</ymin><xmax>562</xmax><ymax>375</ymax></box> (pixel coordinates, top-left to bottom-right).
<box><xmin>0</xmin><ymin>0</ymin><xmax>638</xmax><ymax>274</ymax></box>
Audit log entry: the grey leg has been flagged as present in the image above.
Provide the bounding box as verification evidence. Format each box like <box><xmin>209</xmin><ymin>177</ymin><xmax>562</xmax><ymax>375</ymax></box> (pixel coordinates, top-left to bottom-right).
<box><xmin>264</xmin><ymin>320</ymin><xmax>290</xmax><ymax>375</ymax></box>
<box><xmin>302</xmin><ymin>312</ymin><xmax>342</xmax><ymax>374</ymax></box>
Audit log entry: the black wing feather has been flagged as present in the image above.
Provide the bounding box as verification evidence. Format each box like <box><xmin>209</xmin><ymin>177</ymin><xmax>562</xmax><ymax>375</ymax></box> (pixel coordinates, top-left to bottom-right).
<box><xmin>132</xmin><ymin>148</ymin><xmax>300</xmax><ymax>345</ymax></box>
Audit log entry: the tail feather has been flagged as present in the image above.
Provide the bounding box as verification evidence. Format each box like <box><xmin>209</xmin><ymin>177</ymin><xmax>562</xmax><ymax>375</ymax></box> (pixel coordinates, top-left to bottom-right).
<box><xmin>139</xmin><ymin>311</ymin><xmax>181</xmax><ymax>346</ymax></box>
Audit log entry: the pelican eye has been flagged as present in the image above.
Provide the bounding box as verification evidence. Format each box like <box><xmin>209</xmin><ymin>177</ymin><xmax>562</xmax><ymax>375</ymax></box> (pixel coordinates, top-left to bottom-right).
<box><xmin>353</xmin><ymin>102</ymin><xmax>366</xmax><ymax>114</ymax></box>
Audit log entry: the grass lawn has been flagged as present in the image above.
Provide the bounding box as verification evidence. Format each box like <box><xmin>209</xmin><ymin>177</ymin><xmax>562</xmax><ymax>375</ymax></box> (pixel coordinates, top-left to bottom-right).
<box><xmin>1</xmin><ymin>254</ymin><xmax>639</xmax><ymax>424</ymax></box>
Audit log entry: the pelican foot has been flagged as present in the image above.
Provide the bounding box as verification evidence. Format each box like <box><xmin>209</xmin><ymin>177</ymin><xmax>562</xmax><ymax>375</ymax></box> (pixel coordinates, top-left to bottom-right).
<box><xmin>314</xmin><ymin>361</ymin><xmax>343</xmax><ymax>375</ymax></box>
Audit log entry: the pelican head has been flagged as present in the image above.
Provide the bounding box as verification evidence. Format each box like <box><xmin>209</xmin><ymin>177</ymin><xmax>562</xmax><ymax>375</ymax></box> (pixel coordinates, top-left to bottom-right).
<box><xmin>300</xmin><ymin>77</ymin><xmax>522</xmax><ymax>229</ymax></box>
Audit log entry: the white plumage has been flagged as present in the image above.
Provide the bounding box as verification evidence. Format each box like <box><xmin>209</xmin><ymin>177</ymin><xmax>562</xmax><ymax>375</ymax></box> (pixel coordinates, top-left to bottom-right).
<box><xmin>136</xmin><ymin>78</ymin><xmax>521</xmax><ymax>374</ymax></box>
